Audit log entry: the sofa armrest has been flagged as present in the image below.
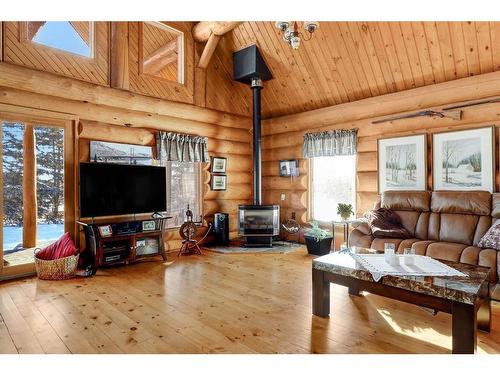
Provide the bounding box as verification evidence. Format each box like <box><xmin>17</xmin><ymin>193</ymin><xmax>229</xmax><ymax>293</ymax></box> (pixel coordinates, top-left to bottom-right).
<box><xmin>349</xmin><ymin>228</ymin><xmax>374</xmax><ymax>248</ymax></box>
<box><xmin>351</xmin><ymin>220</ymin><xmax>371</xmax><ymax>235</ymax></box>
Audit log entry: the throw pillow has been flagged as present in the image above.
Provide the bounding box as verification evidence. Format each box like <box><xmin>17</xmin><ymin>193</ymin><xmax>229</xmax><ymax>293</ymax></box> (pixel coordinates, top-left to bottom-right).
<box><xmin>478</xmin><ymin>220</ymin><xmax>500</xmax><ymax>251</ymax></box>
<box><xmin>36</xmin><ymin>232</ymin><xmax>78</xmax><ymax>260</ymax></box>
<box><xmin>367</xmin><ymin>208</ymin><xmax>411</xmax><ymax>239</ymax></box>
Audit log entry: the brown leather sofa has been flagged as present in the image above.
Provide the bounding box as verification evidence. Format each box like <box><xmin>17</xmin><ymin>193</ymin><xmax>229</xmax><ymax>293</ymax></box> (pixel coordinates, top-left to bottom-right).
<box><xmin>349</xmin><ymin>190</ymin><xmax>500</xmax><ymax>301</ymax></box>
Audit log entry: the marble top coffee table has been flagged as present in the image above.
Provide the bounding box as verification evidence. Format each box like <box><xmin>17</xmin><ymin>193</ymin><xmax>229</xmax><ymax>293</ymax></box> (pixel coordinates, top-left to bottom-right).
<box><xmin>312</xmin><ymin>247</ymin><xmax>491</xmax><ymax>354</ymax></box>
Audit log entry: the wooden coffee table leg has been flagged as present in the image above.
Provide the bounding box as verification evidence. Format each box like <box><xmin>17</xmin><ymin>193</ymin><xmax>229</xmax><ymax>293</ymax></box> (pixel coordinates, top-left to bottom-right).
<box><xmin>477</xmin><ymin>296</ymin><xmax>491</xmax><ymax>332</ymax></box>
<box><xmin>452</xmin><ymin>301</ymin><xmax>477</xmax><ymax>354</ymax></box>
<box><xmin>312</xmin><ymin>268</ymin><xmax>330</xmax><ymax>317</ymax></box>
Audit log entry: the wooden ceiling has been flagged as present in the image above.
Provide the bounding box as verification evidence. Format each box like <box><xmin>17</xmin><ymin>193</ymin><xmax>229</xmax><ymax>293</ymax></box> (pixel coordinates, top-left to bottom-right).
<box><xmin>205</xmin><ymin>21</ymin><xmax>500</xmax><ymax>119</ymax></box>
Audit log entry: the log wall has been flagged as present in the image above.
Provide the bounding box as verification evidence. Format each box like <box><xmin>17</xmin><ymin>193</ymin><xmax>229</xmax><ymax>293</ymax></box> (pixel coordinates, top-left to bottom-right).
<box><xmin>261</xmin><ymin>71</ymin><xmax>500</xmax><ymax>225</ymax></box>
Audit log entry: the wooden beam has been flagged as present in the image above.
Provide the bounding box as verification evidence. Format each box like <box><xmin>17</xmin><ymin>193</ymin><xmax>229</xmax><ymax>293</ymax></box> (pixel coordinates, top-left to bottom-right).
<box><xmin>0</xmin><ymin>62</ymin><xmax>251</xmax><ymax>130</ymax></box>
<box><xmin>0</xmin><ymin>86</ymin><xmax>250</xmax><ymax>143</ymax></box>
<box><xmin>23</xmin><ymin>123</ymin><xmax>37</xmax><ymax>248</ymax></box>
<box><xmin>26</xmin><ymin>21</ymin><xmax>45</xmax><ymax>40</ymax></box>
<box><xmin>198</xmin><ymin>34</ymin><xmax>221</xmax><ymax>69</ymax></box>
<box><xmin>0</xmin><ymin>123</ymin><xmax>3</xmax><ymax>271</ymax></box>
<box><xmin>78</xmin><ymin>120</ymin><xmax>155</xmax><ymax>146</ymax></box>
<box><xmin>143</xmin><ymin>39</ymin><xmax>178</xmax><ymax>75</ymax></box>
<box><xmin>110</xmin><ymin>22</ymin><xmax>129</xmax><ymax>90</ymax></box>
<box><xmin>192</xmin><ymin>21</ymin><xmax>242</xmax><ymax>42</ymax></box>
<box><xmin>0</xmin><ymin>22</ymin><xmax>3</xmax><ymax>62</ymax></box>
<box><xmin>262</xmin><ymin>68</ymin><xmax>500</xmax><ymax>135</ymax></box>
<box><xmin>194</xmin><ymin>42</ymin><xmax>207</xmax><ymax>107</ymax></box>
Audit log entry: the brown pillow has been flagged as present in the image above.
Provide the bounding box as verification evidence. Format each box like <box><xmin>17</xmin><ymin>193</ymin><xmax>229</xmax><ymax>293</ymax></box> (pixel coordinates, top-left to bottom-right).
<box><xmin>478</xmin><ymin>220</ymin><xmax>500</xmax><ymax>250</ymax></box>
<box><xmin>367</xmin><ymin>208</ymin><xmax>410</xmax><ymax>239</ymax></box>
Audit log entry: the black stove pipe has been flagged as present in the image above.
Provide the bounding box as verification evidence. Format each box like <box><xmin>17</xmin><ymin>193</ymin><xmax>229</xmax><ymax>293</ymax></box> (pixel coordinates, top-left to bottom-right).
<box><xmin>251</xmin><ymin>77</ymin><xmax>263</xmax><ymax>205</ymax></box>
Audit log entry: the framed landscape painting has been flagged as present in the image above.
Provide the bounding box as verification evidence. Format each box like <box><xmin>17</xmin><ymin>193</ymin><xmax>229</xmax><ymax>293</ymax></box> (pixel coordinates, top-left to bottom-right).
<box><xmin>432</xmin><ymin>126</ymin><xmax>494</xmax><ymax>192</ymax></box>
<box><xmin>378</xmin><ymin>134</ymin><xmax>427</xmax><ymax>193</ymax></box>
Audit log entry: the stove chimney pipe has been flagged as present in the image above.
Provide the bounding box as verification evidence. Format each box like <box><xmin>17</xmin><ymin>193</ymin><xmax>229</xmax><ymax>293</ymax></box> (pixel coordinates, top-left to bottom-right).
<box><xmin>251</xmin><ymin>77</ymin><xmax>263</xmax><ymax>205</ymax></box>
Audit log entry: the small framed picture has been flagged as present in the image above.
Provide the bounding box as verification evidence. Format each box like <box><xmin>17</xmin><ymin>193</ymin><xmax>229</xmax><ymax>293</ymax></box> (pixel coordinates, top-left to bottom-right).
<box><xmin>211</xmin><ymin>175</ymin><xmax>227</xmax><ymax>191</ymax></box>
<box><xmin>279</xmin><ymin>159</ymin><xmax>299</xmax><ymax>177</ymax></box>
<box><xmin>210</xmin><ymin>156</ymin><xmax>227</xmax><ymax>173</ymax></box>
<box><xmin>142</xmin><ymin>220</ymin><xmax>156</xmax><ymax>231</ymax></box>
<box><xmin>98</xmin><ymin>225</ymin><xmax>113</xmax><ymax>237</ymax></box>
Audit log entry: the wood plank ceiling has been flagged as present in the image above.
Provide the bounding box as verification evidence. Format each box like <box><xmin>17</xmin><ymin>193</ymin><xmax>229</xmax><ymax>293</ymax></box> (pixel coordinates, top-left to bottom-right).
<box><xmin>206</xmin><ymin>21</ymin><xmax>500</xmax><ymax>119</ymax></box>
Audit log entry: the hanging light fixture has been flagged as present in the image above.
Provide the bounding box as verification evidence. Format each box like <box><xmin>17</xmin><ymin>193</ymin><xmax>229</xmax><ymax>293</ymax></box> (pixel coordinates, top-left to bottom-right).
<box><xmin>275</xmin><ymin>21</ymin><xmax>319</xmax><ymax>50</ymax></box>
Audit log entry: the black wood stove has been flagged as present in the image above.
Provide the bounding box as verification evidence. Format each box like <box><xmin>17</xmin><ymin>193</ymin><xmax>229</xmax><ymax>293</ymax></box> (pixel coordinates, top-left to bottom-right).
<box><xmin>233</xmin><ymin>45</ymin><xmax>280</xmax><ymax>247</ymax></box>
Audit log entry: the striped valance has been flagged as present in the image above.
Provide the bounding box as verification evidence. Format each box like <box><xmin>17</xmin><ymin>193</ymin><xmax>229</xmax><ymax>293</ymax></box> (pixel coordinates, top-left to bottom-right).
<box><xmin>303</xmin><ymin>129</ymin><xmax>357</xmax><ymax>158</ymax></box>
<box><xmin>157</xmin><ymin>131</ymin><xmax>209</xmax><ymax>163</ymax></box>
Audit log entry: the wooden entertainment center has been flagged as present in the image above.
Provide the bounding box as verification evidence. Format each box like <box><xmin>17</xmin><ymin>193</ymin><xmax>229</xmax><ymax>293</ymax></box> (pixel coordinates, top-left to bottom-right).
<box><xmin>78</xmin><ymin>218</ymin><xmax>169</xmax><ymax>273</ymax></box>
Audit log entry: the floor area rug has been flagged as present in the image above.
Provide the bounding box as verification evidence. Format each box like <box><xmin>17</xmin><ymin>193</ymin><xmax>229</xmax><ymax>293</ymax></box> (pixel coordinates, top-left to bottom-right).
<box><xmin>205</xmin><ymin>241</ymin><xmax>305</xmax><ymax>254</ymax></box>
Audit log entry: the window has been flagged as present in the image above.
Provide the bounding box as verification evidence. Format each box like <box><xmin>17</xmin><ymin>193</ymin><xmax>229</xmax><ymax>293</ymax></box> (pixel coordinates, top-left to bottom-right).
<box><xmin>24</xmin><ymin>21</ymin><xmax>92</xmax><ymax>57</ymax></box>
<box><xmin>140</xmin><ymin>22</ymin><xmax>184</xmax><ymax>84</ymax></box>
<box><xmin>310</xmin><ymin>155</ymin><xmax>356</xmax><ymax>222</ymax></box>
<box><xmin>165</xmin><ymin>161</ymin><xmax>202</xmax><ymax>228</ymax></box>
<box><xmin>2</xmin><ymin>122</ymin><xmax>65</xmax><ymax>266</ymax></box>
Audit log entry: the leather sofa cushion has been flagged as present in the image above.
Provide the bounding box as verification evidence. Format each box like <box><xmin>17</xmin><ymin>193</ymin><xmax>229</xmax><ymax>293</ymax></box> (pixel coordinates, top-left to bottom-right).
<box><xmin>460</xmin><ymin>246</ymin><xmax>481</xmax><ymax>265</ymax></box>
<box><xmin>439</xmin><ymin>213</ymin><xmax>478</xmax><ymax>245</ymax></box>
<box><xmin>395</xmin><ymin>211</ymin><xmax>420</xmax><ymax>237</ymax></box>
<box><xmin>478</xmin><ymin>249</ymin><xmax>498</xmax><ymax>283</ymax></box>
<box><xmin>381</xmin><ymin>191</ymin><xmax>430</xmax><ymax>212</ymax></box>
<box><xmin>426</xmin><ymin>242</ymin><xmax>467</xmax><ymax>262</ymax></box>
<box><xmin>492</xmin><ymin>193</ymin><xmax>500</xmax><ymax>218</ymax></box>
<box><xmin>396</xmin><ymin>238</ymin><xmax>420</xmax><ymax>253</ymax></box>
<box><xmin>431</xmin><ymin>191</ymin><xmax>491</xmax><ymax>215</ymax></box>
<box><xmin>474</xmin><ymin>216</ymin><xmax>492</xmax><ymax>246</ymax></box>
<box><xmin>411</xmin><ymin>240</ymin><xmax>435</xmax><ymax>255</ymax></box>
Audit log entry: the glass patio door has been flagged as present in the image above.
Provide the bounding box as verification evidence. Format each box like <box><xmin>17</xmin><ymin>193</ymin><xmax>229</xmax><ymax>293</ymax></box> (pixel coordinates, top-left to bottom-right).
<box><xmin>1</xmin><ymin>119</ymin><xmax>68</xmax><ymax>279</ymax></box>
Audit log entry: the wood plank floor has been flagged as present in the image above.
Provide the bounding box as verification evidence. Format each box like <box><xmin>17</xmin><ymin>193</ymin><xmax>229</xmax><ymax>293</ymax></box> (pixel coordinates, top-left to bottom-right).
<box><xmin>0</xmin><ymin>248</ymin><xmax>499</xmax><ymax>354</ymax></box>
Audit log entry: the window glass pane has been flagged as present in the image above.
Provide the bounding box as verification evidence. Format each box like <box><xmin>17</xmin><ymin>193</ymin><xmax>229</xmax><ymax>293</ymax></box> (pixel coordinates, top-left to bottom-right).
<box><xmin>2</xmin><ymin>122</ymin><xmax>24</xmax><ymax>252</ymax></box>
<box><xmin>35</xmin><ymin>126</ymin><xmax>64</xmax><ymax>247</ymax></box>
<box><xmin>166</xmin><ymin>161</ymin><xmax>201</xmax><ymax>227</ymax></box>
<box><xmin>141</xmin><ymin>22</ymin><xmax>184</xmax><ymax>84</ymax></box>
<box><xmin>312</xmin><ymin>155</ymin><xmax>356</xmax><ymax>222</ymax></box>
<box><xmin>27</xmin><ymin>21</ymin><xmax>92</xmax><ymax>57</ymax></box>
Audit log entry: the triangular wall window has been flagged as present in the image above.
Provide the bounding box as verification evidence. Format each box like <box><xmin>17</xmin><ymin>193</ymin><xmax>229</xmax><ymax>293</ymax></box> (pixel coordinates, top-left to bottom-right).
<box><xmin>26</xmin><ymin>21</ymin><xmax>92</xmax><ymax>57</ymax></box>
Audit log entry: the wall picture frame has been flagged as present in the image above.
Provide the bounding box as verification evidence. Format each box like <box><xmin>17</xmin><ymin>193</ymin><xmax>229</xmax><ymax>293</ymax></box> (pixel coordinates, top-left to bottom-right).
<box><xmin>279</xmin><ymin>159</ymin><xmax>299</xmax><ymax>177</ymax></box>
<box><xmin>377</xmin><ymin>134</ymin><xmax>427</xmax><ymax>193</ymax></box>
<box><xmin>210</xmin><ymin>156</ymin><xmax>227</xmax><ymax>173</ymax></box>
<box><xmin>211</xmin><ymin>175</ymin><xmax>227</xmax><ymax>191</ymax></box>
<box><xmin>432</xmin><ymin>126</ymin><xmax>495</xmax><ymax>192</ymax></box>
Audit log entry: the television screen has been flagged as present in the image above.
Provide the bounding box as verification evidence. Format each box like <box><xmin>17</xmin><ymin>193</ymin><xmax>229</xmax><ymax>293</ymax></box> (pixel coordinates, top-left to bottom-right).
<box><xmin>80</xmin><ymin>163</ymin><xmax>166</xmax><ymax>218</ymax></box>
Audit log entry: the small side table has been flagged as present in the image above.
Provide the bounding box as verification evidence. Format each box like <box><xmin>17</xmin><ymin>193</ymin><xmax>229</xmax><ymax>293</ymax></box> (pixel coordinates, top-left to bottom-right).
<box><xmin>331</xmin><ymin>219</ymin><xmax>362</xmax><ymax>251</ymax></box>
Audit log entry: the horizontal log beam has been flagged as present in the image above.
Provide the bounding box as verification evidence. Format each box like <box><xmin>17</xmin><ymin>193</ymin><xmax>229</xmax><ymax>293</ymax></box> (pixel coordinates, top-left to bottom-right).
<box><xmin>263</xmin><ymin>69</ymin><xmax>500</xmax><ymax>135</ymax></box>
<box><xmin>192</xmin><ymin>21</ymin><xmax>243</xmax><ymax>42</ymax></box>
<box><xmin>0</xmin><ymin>86</ymin><xmax>250</xmax><ymax>143</ymax></box>
<box><xmin>0</xmin><ymin>62</ymin><xmax>251</xmax><ymax>130</ymax></box>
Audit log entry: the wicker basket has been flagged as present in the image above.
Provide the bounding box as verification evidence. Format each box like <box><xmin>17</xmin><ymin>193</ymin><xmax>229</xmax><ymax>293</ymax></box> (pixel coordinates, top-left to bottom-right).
<box><xmin>34</xmin><ymin>253</ymin><xmax>79</xmax><ymax>280</ymax></box>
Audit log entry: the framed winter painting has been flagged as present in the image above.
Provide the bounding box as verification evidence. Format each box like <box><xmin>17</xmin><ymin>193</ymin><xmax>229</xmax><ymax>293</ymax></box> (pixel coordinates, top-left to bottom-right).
<box><xmin>432</xmin><ymin>126</ymin><xmax>494</xmax><ymax>192</ymax></box>
<box><xmin>378</xmin><ymin>134</ymin><xmax>427</xmax><ymax>193</ymax></box>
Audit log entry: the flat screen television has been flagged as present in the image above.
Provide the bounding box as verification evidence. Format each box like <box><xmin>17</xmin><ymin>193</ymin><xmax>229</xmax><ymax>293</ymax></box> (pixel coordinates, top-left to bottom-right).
<box><xmin>80</xmin><ymin>162</ymin><xmax>166</xmax><ymax>218</ymax></box>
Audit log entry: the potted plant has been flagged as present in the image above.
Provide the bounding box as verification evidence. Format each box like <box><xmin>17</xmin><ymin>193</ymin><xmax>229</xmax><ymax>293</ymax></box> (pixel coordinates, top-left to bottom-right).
<box><xmin>304</xmin><ymin>222</ymin><xmax>333</xmax><ymax>256</ymax></box>
<box><xmin>337</xmin><ymin>203</ymin><xmax>354</xmax><ymax>221</ymax></box>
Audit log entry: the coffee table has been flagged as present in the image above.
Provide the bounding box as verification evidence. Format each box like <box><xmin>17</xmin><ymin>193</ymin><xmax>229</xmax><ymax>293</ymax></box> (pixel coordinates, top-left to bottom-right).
<box><xmin>312</xmin><ymin>247</ymin><xmax>491</xmax><ymax>354</ymax></box>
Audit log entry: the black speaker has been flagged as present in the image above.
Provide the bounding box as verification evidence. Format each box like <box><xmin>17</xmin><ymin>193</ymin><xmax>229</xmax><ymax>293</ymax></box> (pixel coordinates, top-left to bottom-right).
<box><xmin>214</xmin><ymin>213</ymin><xmax>229</xmax><ymax>245</ymax></box>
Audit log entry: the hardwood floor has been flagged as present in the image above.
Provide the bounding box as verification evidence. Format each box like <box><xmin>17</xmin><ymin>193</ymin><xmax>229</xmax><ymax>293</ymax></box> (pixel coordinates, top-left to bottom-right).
<box><xmin>0</xmin><ymin>248</ymin><xmax>499</xmax><ymax>354</ymax></box>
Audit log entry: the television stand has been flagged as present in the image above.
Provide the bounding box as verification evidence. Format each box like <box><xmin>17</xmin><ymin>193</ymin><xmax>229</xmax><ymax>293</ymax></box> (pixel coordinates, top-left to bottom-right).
<box><xmin>77</xmin><ymin>218</ymin><xmax>170</xmax><ymax>273</ymax></box>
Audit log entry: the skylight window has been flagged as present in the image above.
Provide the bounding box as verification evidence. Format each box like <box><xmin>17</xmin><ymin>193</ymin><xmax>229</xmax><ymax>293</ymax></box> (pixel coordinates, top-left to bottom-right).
<box><xmin>28</xmin><ymin>21</ymin><xmax>92</xmax><ymax>57</ymax></box>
